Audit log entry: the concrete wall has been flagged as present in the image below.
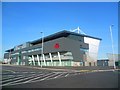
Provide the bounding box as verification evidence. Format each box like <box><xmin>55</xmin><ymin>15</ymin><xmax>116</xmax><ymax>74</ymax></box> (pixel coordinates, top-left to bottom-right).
<box><xmin>84</xmin><ymin>37</ymin><xmax>101</xmax><ymax>66</ymax></box>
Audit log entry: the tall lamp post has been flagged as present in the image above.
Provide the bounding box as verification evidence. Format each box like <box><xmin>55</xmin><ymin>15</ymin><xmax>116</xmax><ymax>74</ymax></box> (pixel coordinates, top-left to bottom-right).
<box><xmin>40</xmin><ymin>32</ymin><xmax>43</xmax><ymax>68</ymax></box>
<box><xmin>109</xmin><ymin>25</ymin><xmax>116</xmax><ymax>69</ymax></box>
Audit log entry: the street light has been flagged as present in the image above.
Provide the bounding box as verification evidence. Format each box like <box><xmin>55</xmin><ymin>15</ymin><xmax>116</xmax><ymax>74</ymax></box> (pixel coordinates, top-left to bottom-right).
<box><xmin>109</xmin><ymin>25</ymin><xmax>116</xmax><ymax>69</ymax></box>
<box><xmin>40</xmin><ymin>32</ymin><xmax>44</xmax><ymax>68</ymax></box>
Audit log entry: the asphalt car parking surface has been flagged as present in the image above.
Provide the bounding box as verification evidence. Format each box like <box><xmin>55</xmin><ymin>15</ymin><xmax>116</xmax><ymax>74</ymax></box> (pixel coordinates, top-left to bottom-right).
<box><xmin>1</xmin><ymin>65</ymin><xmax>119</xmax><ymax>88</ymax></box>
<box><xmin>1</xmin><ymin>65</ymin><xmax>82</xmax><ymax>87</ymax></box>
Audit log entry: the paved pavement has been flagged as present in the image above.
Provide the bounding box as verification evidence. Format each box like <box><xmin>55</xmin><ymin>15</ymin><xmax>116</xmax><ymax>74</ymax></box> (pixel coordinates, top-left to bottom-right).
<box><xmin>1</xmin><ymin>65</ymin><xmax>119</xmax><ymax>88</ymax></box>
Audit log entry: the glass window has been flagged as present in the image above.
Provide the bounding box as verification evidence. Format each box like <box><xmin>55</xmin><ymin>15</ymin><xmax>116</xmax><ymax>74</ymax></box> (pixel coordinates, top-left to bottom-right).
<box><xmin>23</xmin><ymin>56</ymin><xmax>26</xmax><ymax>59</ymax></box>
<box><xmin>13</xmin><ymin>57</ymin><xmax>16</xmax><ymax>59</ymax></box>
<box><xmin>80</xmin><ymin>48</ymin><xmax>88</xmax><ymax>52</ymax></box>
<box><xmin>22</xmin><ymin>51</ymin><xmax>27</xmax><ymax>53</ymax></box>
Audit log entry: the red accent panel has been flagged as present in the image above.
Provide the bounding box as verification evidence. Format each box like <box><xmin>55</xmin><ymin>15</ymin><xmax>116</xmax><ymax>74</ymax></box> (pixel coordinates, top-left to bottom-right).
<box><xmin>54</xmin><ymin>43</ymin><xmax>60</xmax><ymax>49</ymax></box>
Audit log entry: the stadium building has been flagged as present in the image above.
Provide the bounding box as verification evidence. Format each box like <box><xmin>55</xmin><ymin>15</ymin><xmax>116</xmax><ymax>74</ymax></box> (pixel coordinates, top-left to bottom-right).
<box><xmin>107</xmin><ymin>53</ymin><xmax>120</xmax><ymax>66</ymax></box>
<box><xmin>4</xmin><ymin>30</ymin><xmax>102</xmax><ymax>66</ymax></box>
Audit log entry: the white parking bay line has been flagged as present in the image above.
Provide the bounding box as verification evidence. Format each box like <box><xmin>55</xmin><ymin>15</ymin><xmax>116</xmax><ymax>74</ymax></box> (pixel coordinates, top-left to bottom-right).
<box><xmin>53</xmin><ymin>73</ymin><xmax>65</xmax><ymax>79</ymax></box>
<box><xmin>24</xmin><ymin>72</ymin><xmax>54</xmax><ymax>83</ymax></box>
<box><xmin>23</xmin><ymin>73</ymin><xmax>59</xmax><ymax>84</ymax></box>
<box><xmin>2</xmin><ymin>75</ymin><xmax>16</xmax><ymax>81</ymax></box>
<box><xmin>65</xmin><ymin>73</ymin><xmax>69</xmax><ymax>77</ymax></box>
<box><xmin>29</xmin><ymin>72</ymin><xmax>36</xmax><ymax>73</ymax></box>
<box><xmin>1</xmin><ymin>72</ymin><xmax>73</xmax><ymax>87</ymax></box>
<box><xmin>2</xmin><ymin>69</ymin><xmax>16</xmax><ymax>74</ymax></box>
<box><xmin>2</xmin><ymin>74</ymin><xmax>36</xmax><ymax>83</ymax></box>
<box><xmin>2</xmin><ymin>72</ymin><xmax>54</xmax><ymax>86</ymax></box>
<box><xmin>2</xmin><ymin>73</ymin><xmax>44</xmax><ymax>86</ymax></box>
<box><xmin>35</xmin><ymin>73</ymin><xmax>59</xmax><ymax>81</ymax></box>
<box><xmin>0</xmin><ymin>75</ymin><xmax>15</xmax><ymax>83</ymax></box>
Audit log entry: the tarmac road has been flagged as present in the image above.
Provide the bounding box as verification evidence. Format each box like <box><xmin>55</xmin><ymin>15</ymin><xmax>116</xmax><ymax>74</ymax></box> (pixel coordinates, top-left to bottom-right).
<box><xmin>1</xmin><ymin>65</ymin><xmax>119</xmax><ymax>88</ymax></box>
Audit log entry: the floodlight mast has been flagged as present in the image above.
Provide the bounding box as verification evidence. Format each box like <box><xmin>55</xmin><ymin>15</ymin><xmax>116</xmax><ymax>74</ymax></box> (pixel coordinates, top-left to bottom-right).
<box><xmin>70</xmin><ymin>26</ymin><xmax>86</xmax><ymax>35</ymax></box>
<box><xmin>109</xmin><ymin>25</ymin><xmax>116</xmax><ymax>69</ymax></box>
<box><xmin>40</xmin><ymin>32</ymin><xmax>43</xmax><ymax>68</ymax></box>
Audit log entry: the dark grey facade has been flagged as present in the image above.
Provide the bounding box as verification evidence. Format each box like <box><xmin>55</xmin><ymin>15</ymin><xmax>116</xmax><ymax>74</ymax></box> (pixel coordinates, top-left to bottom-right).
<box><xmin>4</xmin><ymin>30</ymin><xmax>101</xmax><ymax>66</ymax></box>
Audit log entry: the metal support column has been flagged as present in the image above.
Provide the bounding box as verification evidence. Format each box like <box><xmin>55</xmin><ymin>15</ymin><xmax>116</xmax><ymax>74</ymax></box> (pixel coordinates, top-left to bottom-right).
<box><xmin>28</xmin><ymin>57</ymin><xmax>32</xmax><ymax>65</ymax></box>
<box><xmin>58</xmin><ymin>52</ymin><xmax>62</xmax><ymax>66</ymax></box>
<box><xmin>110</xmin><ymin>25</ymin><xmax>116</xmax><ymax>69</ymax></box>
<box><xmin>43</xmin><ymin>54</ymin><xmax>46</xmax><ymax>66</ymax></box>
<box><xmin>32</xmin><ymin>55</ymin><xmax>35</xmax><ymax>66</ymax></box>
<box><xmin>37</xmin><ymin>55</ymin><xmax>40</xmax><ymax>66</ymax></box>
<box><xmin>17</xmin><ymin>56</ymin><xmax>20</xmax><ymax>65</ymax></box>
<box><xmin>49</xmin><ymin>53</ymin><xmax>53</xmax><ymax>66</ymax></box>
<box><xmin>40</xmin><ymin>55</ymin><xmax>42</xmax><ymax>67</ymax></box>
